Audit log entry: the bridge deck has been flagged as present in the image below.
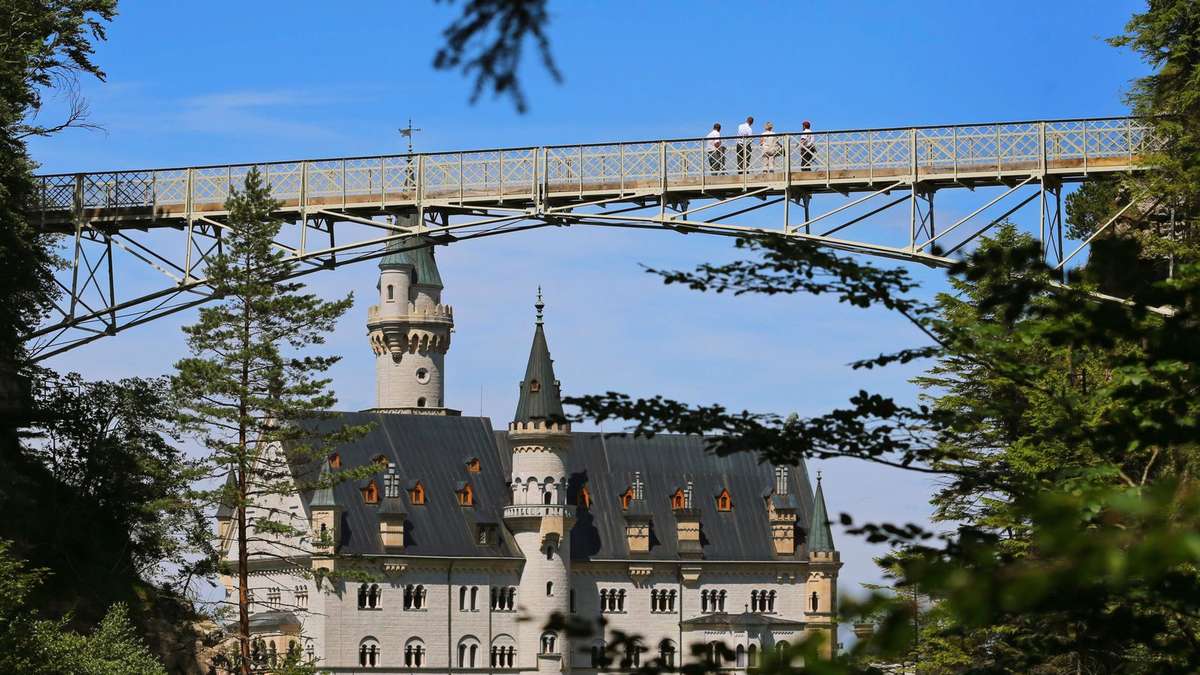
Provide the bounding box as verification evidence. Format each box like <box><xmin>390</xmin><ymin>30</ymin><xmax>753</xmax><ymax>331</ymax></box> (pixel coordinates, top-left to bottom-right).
<box><xmin>36</xmin><ymin>117</ymin><xmax>1153</xmax><ymax>230</ymax></box>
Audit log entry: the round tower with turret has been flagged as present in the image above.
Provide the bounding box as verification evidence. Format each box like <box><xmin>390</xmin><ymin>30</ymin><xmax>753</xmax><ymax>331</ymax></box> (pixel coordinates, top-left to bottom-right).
<box><xmin>367</xmin><ymin>217</ymin><xmax>454</xmax><ymax>412</ymax></box>
<box><xmin>504</xmin><ymin>291</ymin><xmax>574</xmax><ymax>672</ymax></box>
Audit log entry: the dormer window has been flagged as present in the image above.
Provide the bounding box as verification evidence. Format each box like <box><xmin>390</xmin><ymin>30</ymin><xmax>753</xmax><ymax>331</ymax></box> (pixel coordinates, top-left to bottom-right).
<box><xmin>716</xmin><ymin>489</ymin><xmax>733</xmax><ymax>512</ymax></box>
<box><xmin>457</xmin><ymin>483</ymin><xmax>475</xmax><ymax>507</ymax></box>
<box><xmin>328</xmin><ymin>453</ymin><xmax>341</xmax><ymax>470</ymax></box>
<box><xmin>466</xmin><ymin>457</ymin><xmax>481</xmax><ymax>473</ymax></box>
<box><xmin>409</xmin><ymin>481</ymin><xmax>426</xmax><ymax>505</ymax></box>
<box><xmin>671</xmin><ymin>488</ymin><xmax>686</xmax><ymax>510</ymax></box>
<box><xmin>362</xmin><ymin>480</ymin><xmax>380</xmax><ymax>505</ymax></box>
<box><xmin>620</xmin><ymin>487</ymin><xmax>634</xmax><ymax>511</ymax></box>
<box><xmin>530</xmin><ymin>380</ymin><xmax>541</xmax><ymax>393</ymax></box>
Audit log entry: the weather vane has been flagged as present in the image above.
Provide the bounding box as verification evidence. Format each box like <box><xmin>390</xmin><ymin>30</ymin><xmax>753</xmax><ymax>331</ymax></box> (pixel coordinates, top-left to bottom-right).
<box><xmin>398</xmin><ymin>118</ymin><xmax>422</xmax><ymax>154</ymax></box>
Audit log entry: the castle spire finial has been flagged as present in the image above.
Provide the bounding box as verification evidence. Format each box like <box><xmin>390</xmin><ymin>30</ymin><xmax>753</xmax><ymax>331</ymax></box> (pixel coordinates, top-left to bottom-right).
<box><xmin>535</xmin><ymin>286</ymin><xmax>545</xmax><ymax>325</ymax></box>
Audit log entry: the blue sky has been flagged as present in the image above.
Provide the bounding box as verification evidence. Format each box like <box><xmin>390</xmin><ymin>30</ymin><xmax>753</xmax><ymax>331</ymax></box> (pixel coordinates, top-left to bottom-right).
<box><xmin>30</xmin><ymin>0</ymin><xmax>1148</xmax><ymax>608</ymax></box>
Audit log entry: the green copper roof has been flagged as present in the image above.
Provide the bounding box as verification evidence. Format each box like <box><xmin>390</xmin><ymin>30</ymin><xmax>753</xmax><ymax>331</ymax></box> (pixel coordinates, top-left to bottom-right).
<box><xmin>808</xmin><ymin>475</ymin><xmax>836</xmax><ymax>552</ymax></box>
<box><xmin>513</xmin><ymin>289</ymin><xmax>565</xmax><ymax>424</ymax></box>
<box><xmin>379</xmin><ymin>237</ymin><xmax>443</xmax><ymax>288</ymax></box>
<box><xmin>309</xmin><ymin>459</ymin><xmax>338</xmax><ymax>509</ymax></box>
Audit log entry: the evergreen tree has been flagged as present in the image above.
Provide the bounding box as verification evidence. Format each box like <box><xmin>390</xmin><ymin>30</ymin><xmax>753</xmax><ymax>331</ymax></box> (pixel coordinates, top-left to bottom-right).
<box><xmin>173</xmin><ymin>168</ymin><xmax>369</xmax><ymax>674</ymax></box>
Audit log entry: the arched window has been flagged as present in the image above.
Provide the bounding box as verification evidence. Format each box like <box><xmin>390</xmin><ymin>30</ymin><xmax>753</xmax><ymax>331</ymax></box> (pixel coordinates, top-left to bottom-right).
<box><xmin>359</xmin><ymin>638</ymin><xmax>380</xmax><ymax>668</ymax></box>
<box><xmin>457</xmin><ymin>637</ymin><xmax>481</xmax><ymax>668</ymax></box>
<box><xmin>810</xmin><ymin>591</ymin><xmax>819</xmax><ymax>612</ymax></box>
<box><xmin>540</xmin><ymin>632</ymin><xmax>557</xmax><ymax>654</ymax></box>
<box><xmin>457</xmin><ymin>483</ymin><xmax>474</xmax><ymax>506</ymax></box>
<box><xmin>768</xmin><ymin>590</ymin><xmax>777</xmax><ymax>613</ymax></box>
<box><xmin>660</xmin><ymin>639</ymin><xmax>677</xmax><ymax>668</ymax></box>
<box><xmin>708</xmin><ymin>641</ymin><xmax>722</xmax><ymax>666</ymax></box>
<box><xmin>671</xmin><ymin>488</ymin><xmax>686</xmax><ymax>510</ymax></box>
<box><xmin>368</xmin><ymin>583</ymin><xmax>380</xmax><ymax>608</ymax></box>
<box><xmin>599</xmin><ymin>589</ymin><xmax>608</xmax><ymax>612</ymax></box>
<box><xmin>405</xmin><ymin>638</ymin><xmax>426</xmax><ymax>667</ymax></box>
<box><xmin>750</xmin><ymin>590</ymin><xmax>759</xmax><ymax>612</ymax></box>
<box><xmin>546</xmin><ymin>581</ymin><xmax>554</xmax><ymax>597</ymax></box>
<box><xmin>470</xmin><ymin>586</ymin><xmax>479</xmax><ymax>610</ymax></box>
<box><xmin>357</xmin><ymin>583</ymin><xmax>368</xmax><ymax>609</ymax></box>
<box><xmin>623</xmin><ymin>642</ymin><xmax>642</xmax><ymax>669</ymax></box>
<box><xmin>591</xmin><ymin>640</ymin><xmax>606</xmax><ymax>668</ymax></box>
<box><xmin>409</xmin><ymin>481</ymin><xmax>425</xmax><ymax>505</ymax></box>
<box><xmin>701</xmin><ymin>589</ymin><xmax>708</xmax><ymax>613</ymax></box>
<box><xmin>717</xmin><ymin>488</ymin><xmax>733</xmax><ymax>511</ymax></box>
<box><xmin>459</xmin><ymin>585</ymin><xmax>468</xmax><ymax>610</ymax></box>
<box><xmin>251</xmin><ymin>638</ymin><xmax>265</xmax><ymax>664</ymax></box>
<box><xmin>543</xmin><ymin>490</ymin><xmax>553</xmax><ymax>505</ymax></box>
<box><xmin>719</xmin><ymin>589</ymin><xmax>727</xmax><ymax>611</ymax></box>
<box><xmin>748</xmin><ymin>644</ymin><xmax>759</xmax><ymax>667</ymax></box>
<box><xmin>669</xmin><ymin>589</ymin><xmax>677</xmax><ymax>612</ymax></box>
<box><xmin>387</xmin><ymin>284</ymin><xmax>394</xmax><ymax>301</ymax></box>
<box><xmin>736</xmin><ymin>645</ymin><xmax>747</xmax><ymax>668</ymax></box>
<box><xmin>491</xmin><ymin>635</ymin><xmax>517</xmax><ymax>668</ymax></box>
<box><xmin>417</xmin><ymin>396</ymin><xmax>427</xmax><ymax>407</ymax></box>
<box><xmin>415</xmin><ymin>584</ymin><xmax>426</xmax><ymax>609</ymax></box>
<box><xmin>545</xmin><ymin>545</ymin><xmax>553</xmax><ymax>561</ymax></box>
<box><xmin>617</xmin><ymin>589</ymin><xmax>626</xmax><ymax>612</ymax></box>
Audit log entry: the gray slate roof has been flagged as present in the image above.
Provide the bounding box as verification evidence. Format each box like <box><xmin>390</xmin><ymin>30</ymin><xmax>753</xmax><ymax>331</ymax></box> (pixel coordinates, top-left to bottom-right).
<box><xmin>290</xmin><ymin>413</ymin><xmax>820</xmax><ymax>562</ymax></box>
<box><xmin>808</xmin><ymin>477</ymin><xmax>835</xmax><ymax>552</ymax></box>
<box><xmin>378</xmin><ymin>237</ymin><xmax>443</xmax><ymax>288</ymax></box>
<box><xmin>512</xmin><ymin>320</ymin><xmax>565</xmax><ymax>423</ymax></box>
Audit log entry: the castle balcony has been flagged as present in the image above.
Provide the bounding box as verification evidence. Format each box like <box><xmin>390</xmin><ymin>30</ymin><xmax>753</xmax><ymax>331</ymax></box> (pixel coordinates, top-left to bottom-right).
<box><xmin>502</xmin><ymin>504</ymin><xmax>574</xmax><ymax>522</ymax></box>
<box><xmin>367</xmin><ymin>303</ymin><xmax>454</xmax><ymax>326</ymax></box>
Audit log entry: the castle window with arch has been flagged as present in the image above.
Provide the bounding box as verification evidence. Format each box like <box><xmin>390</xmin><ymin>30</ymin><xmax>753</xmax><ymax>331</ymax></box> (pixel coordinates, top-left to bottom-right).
<box><xmin>748</xmin><ymin>644</ymin><xmax>759</xmax><ymax>667</ymax></box>
<box><xmin>600</xmin><ymin>588</ymin><xmax>626</xmax><ymax>613</ymax></box>
<box><xmin>266</xmin><ymin>587</ymin><xmax>280</xmax><ymax>607</ymax></box>
<box><xmin>540</xmin><ymin>632</ymin><xmax>557</xmax><ymax>655</ymax></box>
<box><xmin>409</xmin><ymin>481</ymin><xmax>425</xmax><ymax>505</ymax></box>
<box><xmin>810</xmin><ymin>591</ymin><xmax>819</xmax><ymax>612</ymax></box>
<box><xmin>361</xmin><ymin>479</ymin><xmax>379</xmax><ymax>504</ymax></box>
<box><xmin>671</xmin><ymin>488</ymin><xmax>686</xmax><ymax>510</ymax></box>
<box><xmin>650</xmin><ymin>588</ymin><xmax>676</xmax><ymax>613</ymax></box>
<box><xmin>456</xmin><ymin>482</ymin><xmax>474</xmax><ymax>506</ymax></box>
<box><xmin>387</xmin><ymin>284</ymin><xmax>394</xmax><ymax>301</ymax></box>
<box><xmin>359</xmin><ymin>638</ymin><xmax>380</xmax><ymax>667</ymax></box>
<box><xmin>590</xmin><ymin>640</ymin><xmax>606</xmax><ymax>668</ymax></box>
<box><xmin>716</xmin><ymin>488</ymin><xmax>733</xmax><ymax>511</ymax></box>
<box><xmin>458</xmin><ymin>637</ymin><xmax>480</xmax><ymax>668</ymax></box>
<box><xmin>490</xmin><ymin>637</ymin><xmax>516</xmax><ymax>668</ymax></box>
<box><xmin>700</xmin><ymin>589</ymin><xmax>726</xmax><ymax>613</ymax></box>
<box><xmin>403</xmin><ymin>584</ymin><xmax>426</xmax><ymax>610</ymax></box>
<box><xmin>491</xmin><ymin>586</ymin><xmax>516</xmax><ymax>611</ymax></box>
<box><xmin>294</xmin><ymin>584</ymin><xmax>308</xmax><ymax>609</ymax></box>
<box><xmin>404</xmin><ymin>638</ymin><xmax>426</xmax><ymax>667</ymax></box>
<box><xmin>619</xmin><ymin>487</ymin><xmax>634</xmax><ymax>510</ymax></box>
<box><xmin>357</xmin><ymin>583</ymin><xmax>381</xmax><ymax>609</ymax></box>
<box><xmin>660</xmin><ymin>639</ymin><xmax>677</xmax><ymax>668</ymax></box>
<box><xmin>546</xmin><ymin>581</ymin><xmax>554</xmax><ymax>597</ymax></box>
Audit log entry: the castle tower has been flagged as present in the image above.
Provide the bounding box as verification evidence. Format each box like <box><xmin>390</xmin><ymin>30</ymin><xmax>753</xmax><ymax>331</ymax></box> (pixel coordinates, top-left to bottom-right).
<box><xmin>504</xmin><ymin>290</ymin><xmax>573</xmax><ymax>672</ymax></box>
<box><xmin>806</xmin><ymin>473</ymin><xmax>841</xmax><ymax>658</ymax></box>
<box><xmin>367</xmin><ymin>218</ymin><xmax>454</xmax><ymax>412</ymax></box>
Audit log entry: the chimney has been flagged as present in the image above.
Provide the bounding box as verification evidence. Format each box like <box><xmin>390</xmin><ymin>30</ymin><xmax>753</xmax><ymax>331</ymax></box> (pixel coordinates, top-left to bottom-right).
<box><xmin>768</xmin><ymin>466</ymin><xmax>798</xmax><ymax>556</ymax></box>
<box><xmin>623</xmin><ymin>472</ymin><xmax>652</xmax><ymax>554</ymax></box>
<box><xmin>674</xmin><ymin>479</ymin><xmax>702</xmax><ymax>559</ymax></box>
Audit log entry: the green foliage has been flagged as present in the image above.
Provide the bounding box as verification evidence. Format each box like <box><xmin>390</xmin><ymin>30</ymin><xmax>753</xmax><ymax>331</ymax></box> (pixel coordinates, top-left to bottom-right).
<box><xmin>172</xmin><ymin>168</ymin><xmax>368</xmax><ymax>668</ymax></box>
<box><xmin>0</xmin><ymin>0</ymin><xmax>115</xmax><ymax>369</ymax></box>
<box><xmin>1110</xmin><ymin>0</ymin><xmax>1200</xmax><ymax>260</ymax></box>
<box><xmin>0</xmin><ymin>539</ymin><xmax>165</xmax><ymax>674</ymax></box>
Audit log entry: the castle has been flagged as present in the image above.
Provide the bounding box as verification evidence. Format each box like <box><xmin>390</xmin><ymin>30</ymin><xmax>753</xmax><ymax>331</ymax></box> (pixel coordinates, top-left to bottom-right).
<box><xmin>216</xmin><ymin>233</ymin><xmax>841</xmax><ymax>672</ymax></box>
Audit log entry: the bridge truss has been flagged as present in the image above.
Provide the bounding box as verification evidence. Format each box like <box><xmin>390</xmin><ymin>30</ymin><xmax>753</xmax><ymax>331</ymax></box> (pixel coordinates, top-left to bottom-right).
<box><xmin>30</xmin><ymin>116</ymin><xmax>1156</xmax><ymax>361</ymax></box>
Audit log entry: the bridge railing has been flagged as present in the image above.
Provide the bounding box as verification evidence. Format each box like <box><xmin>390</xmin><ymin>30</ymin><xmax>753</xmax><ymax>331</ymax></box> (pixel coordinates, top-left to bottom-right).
<box><xmin>35</xmin><ymin>117</ymin><xmax>1157</xmax><ymax>218</ymax></box>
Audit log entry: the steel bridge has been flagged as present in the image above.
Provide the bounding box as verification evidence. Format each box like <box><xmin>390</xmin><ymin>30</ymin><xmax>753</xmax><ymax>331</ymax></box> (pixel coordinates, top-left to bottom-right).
<box><xmin>30</xmin><ymin>116</ymin><xmax>1156</xmax><ymax>360</ymax></box>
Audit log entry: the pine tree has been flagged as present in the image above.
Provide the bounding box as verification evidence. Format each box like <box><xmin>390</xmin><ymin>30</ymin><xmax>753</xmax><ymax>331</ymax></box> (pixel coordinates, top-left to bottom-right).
<box><xmin>173</xmin><ymin>168</ymin><xmax>369</xmax><ymax>673</ymax></box>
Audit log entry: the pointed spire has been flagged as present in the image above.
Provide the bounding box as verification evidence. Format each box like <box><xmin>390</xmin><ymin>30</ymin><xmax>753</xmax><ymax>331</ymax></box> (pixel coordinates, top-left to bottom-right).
<box><xmin>309</xmin><ymin>459</ymin><xmax>338</xmax><ymax>509</ymax></box>
<box><xmin>513</xmin><ymin>289</ymin><xmax>564</xmax><ymax>424</ymax></box>
<box><xmin>808</xmin><ymin>472</ymin><xmax>835</xmax><ymax>552</ymax></box>
<box><xmin>379</xmin><ymin>236</ymin><xmax>443</xmax><ymax>288</ymax></box>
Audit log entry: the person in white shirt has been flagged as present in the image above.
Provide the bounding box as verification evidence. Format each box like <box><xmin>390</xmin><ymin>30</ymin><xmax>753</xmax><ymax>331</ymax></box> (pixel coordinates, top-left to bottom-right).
<box><xmin>736</xmin><ymin>116</ymin><xmax>754</xmax><ymax>174</ymax></box>
<box><xmin>706</xmin><ymin>123</ymin><xmax>725</xmax><ymax>174</ymax></box>
<box><xmin>760</xmin><ymin>121</ymin><xmax>781</xmax><ymax>172</ymax></box>
<box><xmin>799</xmin><ymin>120</ymin><xmax>815</xmax><ymax>171</ymax></box>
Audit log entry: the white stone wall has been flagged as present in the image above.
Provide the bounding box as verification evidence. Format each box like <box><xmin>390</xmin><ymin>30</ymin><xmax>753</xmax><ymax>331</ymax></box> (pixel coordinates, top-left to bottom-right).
<box><xmin>375</xmin><ymin>349</ymin><xmax>446</xmax><ymax>409</ymax></box>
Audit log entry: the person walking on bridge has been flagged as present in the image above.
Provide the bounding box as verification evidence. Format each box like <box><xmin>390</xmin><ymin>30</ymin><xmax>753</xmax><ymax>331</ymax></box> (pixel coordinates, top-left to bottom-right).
<box><xmin>761</xmin><ymin>121</ymin><xmax>781</xmax><ymax>173</ymax></box>
<box><xmin>737</xmin><ymin>116</ymin><xmax>754</xmax><ymax>174</ymax></box>
<box><xmin>707</xmin><ymin>123</ymin><xmax>725</xmax><ymax>174</ymax></box>
<box><xmin>799</xmin><ymin>120</ymin><xmax>815</xmax><ymax>171</ymax></box>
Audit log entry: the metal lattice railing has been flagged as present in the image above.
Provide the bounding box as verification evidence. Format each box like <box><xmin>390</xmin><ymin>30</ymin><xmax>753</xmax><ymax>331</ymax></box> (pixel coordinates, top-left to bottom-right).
<box><xmin>36</xmin><ymin>117</ymin><xmax>1157</xmax><ymax>218</ymax></box>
